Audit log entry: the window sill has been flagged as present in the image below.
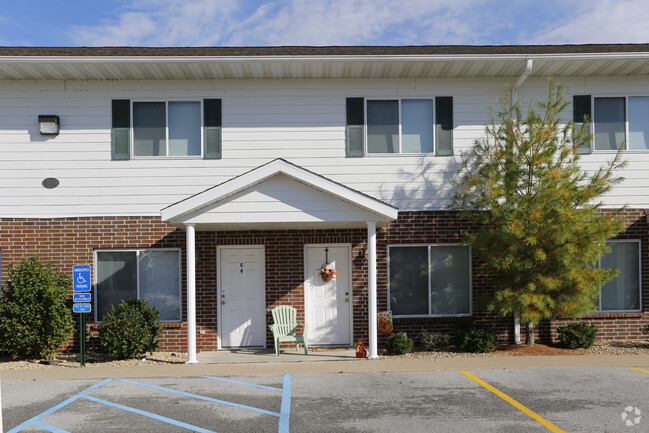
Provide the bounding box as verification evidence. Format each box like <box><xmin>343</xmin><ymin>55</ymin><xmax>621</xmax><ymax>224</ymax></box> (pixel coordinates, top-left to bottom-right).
<box><xmin>131</xmin><ymin>156</ymin><xmax>203</xmax><ymax>160</ymax></box>
<box><xmin>161</xmin><ymin>322</ymin><xmax>183</xmax><ymax>329</ymax></box>
<box><xmin>393</xmin><ymin>313</ymin><xmax>472</xmax><ymax>319</ymax></box>
<box><xmin>580</xmin><ymin>311</ymin><xmax>644</xmax><ymax>319</ymax></box>
<box><xmin>364</xmin><ymin>152</ymin><xmax>453</xmax><ymax>157</ymax></box>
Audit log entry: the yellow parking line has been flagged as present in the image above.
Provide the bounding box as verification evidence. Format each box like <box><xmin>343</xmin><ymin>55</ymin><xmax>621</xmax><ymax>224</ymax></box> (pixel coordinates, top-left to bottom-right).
<box><xmin>460</xmin><ymin>370</ymin><xmax>566</xmax><ymax>433</ymax></box>
<box><xmin>630</xmin><ymin>367</ymin><xmax>649</xmax><ymax>375</ymax></box>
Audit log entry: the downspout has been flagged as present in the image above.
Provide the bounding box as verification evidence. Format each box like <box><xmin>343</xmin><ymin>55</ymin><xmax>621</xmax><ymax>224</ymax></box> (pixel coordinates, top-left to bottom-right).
<box><xmin>511</xmin><ymin>58</ymin><xmax>533</xmax><ymax>345</ymax></box>
<box><xmin>511</xmin><ymin>58</ymin><xmax>533</xmax><ymax>108</ymax></box>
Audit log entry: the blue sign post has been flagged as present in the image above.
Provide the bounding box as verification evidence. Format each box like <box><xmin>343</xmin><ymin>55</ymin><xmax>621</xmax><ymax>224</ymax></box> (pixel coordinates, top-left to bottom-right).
<box><xmin>72</xmin><ymin>265</ymin><xmax>91</xmax><ymax>367</ymax></box>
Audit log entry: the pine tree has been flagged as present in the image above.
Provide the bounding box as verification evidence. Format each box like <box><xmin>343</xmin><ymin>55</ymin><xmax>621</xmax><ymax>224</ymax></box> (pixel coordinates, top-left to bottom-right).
<box><xmin>450</xmin><ymin>82</ymin><xmax>626</xmax><ymax>343</ymax></box>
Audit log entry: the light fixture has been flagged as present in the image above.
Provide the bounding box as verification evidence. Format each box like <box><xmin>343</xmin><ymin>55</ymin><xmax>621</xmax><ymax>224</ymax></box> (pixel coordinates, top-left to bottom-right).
<box><xmin>38</xmin><ymin>115</ymin><xmax>60</xmax><ymax>135</ymax></box>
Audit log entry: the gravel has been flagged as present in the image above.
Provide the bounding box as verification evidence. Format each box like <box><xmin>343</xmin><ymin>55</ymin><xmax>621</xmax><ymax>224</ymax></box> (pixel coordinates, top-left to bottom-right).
<box><xmin>1</xmin><ymin>340</ymin><xmax>648</xmax><ymax>371</ymax></box>
<box><xmin>0</xmin><ymin>351</ymin><xmax>187</xmax><ymax>371</ymax></box>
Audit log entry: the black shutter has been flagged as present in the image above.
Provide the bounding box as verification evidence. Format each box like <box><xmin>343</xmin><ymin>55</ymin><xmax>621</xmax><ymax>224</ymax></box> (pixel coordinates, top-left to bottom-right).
<box><xmin>111</xmin><ymin>100</ymin><xmax>130</xmax><ymax>160</ymax></box>
<box><xmin>346</xmin><ymin>98</ymin><xmax>364</xmax><ymax>157</ymax></box>
<box><xmin>573</xmin><ymin>95</ymin><xmax>592</xmax><ymax>154</ymax></box>
<box><xmin>435</xmin><ymin>97</ymin><xmax>453</xmax><ymax>156</ymax></box>
<box><xmin>203</xmin><ymin>99</ymin><xmax>222</xmax><ymax>159</ymax></box>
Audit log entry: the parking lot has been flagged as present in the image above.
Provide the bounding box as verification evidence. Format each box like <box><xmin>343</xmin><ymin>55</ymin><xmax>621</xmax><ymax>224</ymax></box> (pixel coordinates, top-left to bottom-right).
<box><xmin>3</xmin><ymin>366</ymin><xmax>649</xmax><ymax>432</ymax></box>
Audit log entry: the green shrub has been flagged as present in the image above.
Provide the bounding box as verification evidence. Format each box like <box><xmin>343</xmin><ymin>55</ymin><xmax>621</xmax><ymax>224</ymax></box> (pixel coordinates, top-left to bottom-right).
<box><xmin>557</xmin><ymin>322</ymin><xmax>597</xmax><ymax>349</ymax></box>
<box><xmin>419</xmin><ymin>329</ymin><xmax>451</xmax><ymax>351</ymax></box>
<box><xmin>99</xmin><ymin>299</ymin><xmax>163</xmax><ymax>359</ymax></box>
<box><xmin>453</xmin><ymin>322</ymin><xmax>497</xmax><ymax>353</ymax></box>
<box><xmin>385</xmin><ymin>332</ymin><xmax>414</xmax><ymax>355</ymax></box>
<box><xmin>0</xmin><ymin>256</ymin><xmax>74</xmax><ymax>360</ymax></box>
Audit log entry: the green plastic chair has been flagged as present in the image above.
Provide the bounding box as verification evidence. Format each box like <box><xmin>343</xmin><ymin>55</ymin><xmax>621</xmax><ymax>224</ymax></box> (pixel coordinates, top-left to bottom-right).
<box><xmin>269</xmin><ymin>305</ymin><xmax>309</xmax><ymax>356</ymax></box>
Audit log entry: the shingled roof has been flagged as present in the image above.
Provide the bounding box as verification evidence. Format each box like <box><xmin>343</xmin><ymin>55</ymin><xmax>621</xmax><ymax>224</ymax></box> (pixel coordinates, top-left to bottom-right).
<box><xmin>0</xmin><ymin>44</ymin><xmax>649</xmax><ymax>57</ymax></box>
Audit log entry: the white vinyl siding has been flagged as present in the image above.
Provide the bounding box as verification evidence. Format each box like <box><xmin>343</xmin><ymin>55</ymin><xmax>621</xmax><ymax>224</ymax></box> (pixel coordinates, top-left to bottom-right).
<box><xmin>1</xmin><ymin>76</ymin><xmax>649</xmax><ymax>218</ymax></box>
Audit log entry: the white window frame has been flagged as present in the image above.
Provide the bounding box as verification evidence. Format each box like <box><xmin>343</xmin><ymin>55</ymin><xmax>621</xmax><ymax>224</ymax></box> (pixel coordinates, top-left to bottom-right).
<box><xmin>94</xmin><ymin>248</ymin><xmax>183</xmax><ymax>323</ymax></box>
<box><xmin>595</xmin><ymin>239</ymin><xmax>642</xmax><ymax>313</ymax></box>
<box><xmin>591</xmin><ymin>95</ymin><xmax>649</xmax><ymax>153</ymax></box>
<box><xmin>131</xmin><ymin>99</ymin><xmax>204</xmax><ymax>159</ymax></box>
<box><xmin>365</xmin><ymin>97</ymin><xmax>436</xmax><ymax>155</ymax></box>
<box><xmin>387</xmin><ymin>243</ymin><xmax>472</xmax><ymax>318</ymax></box>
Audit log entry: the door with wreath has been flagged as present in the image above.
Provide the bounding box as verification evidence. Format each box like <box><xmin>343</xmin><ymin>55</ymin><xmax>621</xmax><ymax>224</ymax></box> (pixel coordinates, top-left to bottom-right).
<box><xmin>304</xmin><ymin>244</ymin><xmax>352</xmax><ymax>346</ymax></box>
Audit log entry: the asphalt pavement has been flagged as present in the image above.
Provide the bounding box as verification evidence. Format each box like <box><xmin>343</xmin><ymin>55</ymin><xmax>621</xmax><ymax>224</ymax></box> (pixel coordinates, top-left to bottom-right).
<box><xmin>3</xmin><ymin>351</ymin><xmax>649</xmax><ymax>432</ymax></box>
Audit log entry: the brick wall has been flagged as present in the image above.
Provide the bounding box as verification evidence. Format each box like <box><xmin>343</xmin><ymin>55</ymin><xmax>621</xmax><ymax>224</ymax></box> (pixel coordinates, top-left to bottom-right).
<box><xmin>1</xmin><ymin>208</ymin><xmax>647</xmax><ymax>354</ymax></box>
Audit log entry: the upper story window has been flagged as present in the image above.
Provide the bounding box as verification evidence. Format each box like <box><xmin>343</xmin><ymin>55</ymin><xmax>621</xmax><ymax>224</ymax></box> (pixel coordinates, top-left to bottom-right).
<box><xmin>133</xmin><ymin>101</ymin><xmax>201</xmax><ymax>157</ymax></box>
<box><xmin>574</xmin><ymin>95</ymin><xmax>649</xmax><ymax>152</ymax></box>
<box><xmin>346</xmin><ymin>96</ymin><xmax>453</xmax><ymax>157</ymax></box>
<box><xmin>111</xmin><ymin>99</ymin><xmax>222</xmax><ymax>160</ymax></box>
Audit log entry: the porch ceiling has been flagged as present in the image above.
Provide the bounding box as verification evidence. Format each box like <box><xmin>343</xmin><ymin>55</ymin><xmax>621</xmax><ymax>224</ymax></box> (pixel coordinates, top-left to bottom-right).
<box><xmin>160</xmin><ymin>159</ymin><xmax>398</xmax><ymax>231</ymax></box>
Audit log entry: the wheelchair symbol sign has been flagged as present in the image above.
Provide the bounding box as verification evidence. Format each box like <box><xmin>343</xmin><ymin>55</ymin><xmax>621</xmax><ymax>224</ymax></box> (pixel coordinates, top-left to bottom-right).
<box><xmin>73</xmin><ymin>265</ymin><xmax>91</xmax><ymax>292</ymax></box>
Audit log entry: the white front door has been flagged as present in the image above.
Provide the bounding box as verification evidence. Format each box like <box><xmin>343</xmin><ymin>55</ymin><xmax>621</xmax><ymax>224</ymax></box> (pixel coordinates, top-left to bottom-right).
<box><xmin>305</xmin><ymin>245</ymin><xmax>352</xmax><ymax>346</ymax></box>
<box><xmin>219</xmin><ymin>246</ymin><xmax>265</xmax><ymax>348</ymax></box>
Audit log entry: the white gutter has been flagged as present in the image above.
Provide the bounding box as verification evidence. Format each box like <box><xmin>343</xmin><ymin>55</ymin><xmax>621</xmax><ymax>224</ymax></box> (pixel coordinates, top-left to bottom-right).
<box><xmin>1</xmin><ymin>52</ymin><xmax>649</xmax><ymax>64</ymax></box>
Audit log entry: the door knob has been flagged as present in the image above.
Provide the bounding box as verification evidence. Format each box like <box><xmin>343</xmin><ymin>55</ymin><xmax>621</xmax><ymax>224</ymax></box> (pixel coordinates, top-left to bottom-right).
<box><xmin>345</xmin><ymin>298</ymin><xmax>349</xmax><ymax>303</ymax></box>
<box><xmin>221</xmin><ymin>301</ymin><xmax>226</xmax><ymax>305</ymax></box>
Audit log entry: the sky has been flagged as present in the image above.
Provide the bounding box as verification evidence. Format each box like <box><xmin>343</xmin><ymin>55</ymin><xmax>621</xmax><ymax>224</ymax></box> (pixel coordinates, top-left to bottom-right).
<box><xmin>1</xmin><ymin>0</ymin><xmax>648</xmax><ymax>47</ymax></box>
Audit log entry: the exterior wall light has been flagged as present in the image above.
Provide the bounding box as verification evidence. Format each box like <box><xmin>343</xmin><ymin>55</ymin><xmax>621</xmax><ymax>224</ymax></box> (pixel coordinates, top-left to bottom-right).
<box><xmin>38</xmin><ymin>115</ymin><xmax>60</xmax><ymax>135</ymax></box>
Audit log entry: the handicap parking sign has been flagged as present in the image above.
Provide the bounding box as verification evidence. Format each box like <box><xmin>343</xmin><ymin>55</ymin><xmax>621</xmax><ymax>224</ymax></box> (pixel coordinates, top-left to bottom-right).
<box><xmin>73</xmin><ymin>265</ymin><xmax>91</xmax><ymax>292</ymax></box>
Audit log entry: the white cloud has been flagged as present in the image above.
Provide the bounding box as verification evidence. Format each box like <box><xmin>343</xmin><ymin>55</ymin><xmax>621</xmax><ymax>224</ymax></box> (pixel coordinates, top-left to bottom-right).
<box><xmin>531</xmin><ymin>0</ymin><xmax>649</xmax><ymax>44</ymax></box>
<box><xmin>69</xmin><ymin>0</ymin><xmax>498</xmax><ymax>47</ymax></box>
<box><xmin>67</xmin><ymin>0</ymin><xmax>649</xmax><ymax>47</ymax></box>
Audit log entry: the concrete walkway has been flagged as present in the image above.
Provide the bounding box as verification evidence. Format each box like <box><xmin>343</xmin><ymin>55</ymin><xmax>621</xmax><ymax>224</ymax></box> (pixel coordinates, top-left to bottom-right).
<box><xmin>2</xmin><ymin>348</ymin><xmax>649</xmax><ymax>381</ymax></box>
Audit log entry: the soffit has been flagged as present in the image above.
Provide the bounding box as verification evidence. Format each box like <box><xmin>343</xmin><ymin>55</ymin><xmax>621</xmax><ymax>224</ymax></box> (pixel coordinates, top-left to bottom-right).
<box><xmin>1</xmin><ymin>45</ymin><xmax>649</xmax><ymax>80</ymax></box>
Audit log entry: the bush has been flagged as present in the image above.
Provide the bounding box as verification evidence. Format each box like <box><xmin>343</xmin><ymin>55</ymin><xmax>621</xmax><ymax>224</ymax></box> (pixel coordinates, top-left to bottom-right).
<box><xmin>419</xmin><ymin>329</ymin><xmax>451</xmax><ymax>351</ymax></box>
<box><xmin>385</xmin><ymin>332</ymin><xmax>414</xmax><ymax>355</ymax></box>
<box><xmin>99</xmin><ymin>299</ymin><xmax>164</xmax><ymax>359</ymax></box>
<box><xmin>0</xmin><ymin>256</ymin><xmax>74</xmax><ymax>360</ymax></box>
<box><xmin>557</xmin><ymin>322</ymin><xmax>597</xmax><ymax>349</ymax></box>
<box><xmin>453</xmin><ymin>322</ymin><xmax>496</xmax><ymax>353</ymax></box>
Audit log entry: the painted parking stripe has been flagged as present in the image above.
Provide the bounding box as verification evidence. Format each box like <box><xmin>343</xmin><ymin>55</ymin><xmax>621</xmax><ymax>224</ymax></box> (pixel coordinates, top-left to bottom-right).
<box><xmin>7</xmin><ymin>378</ymin><xmax>114</xmax><ymax>433</ymax></box>
<box><xmin>460</xmin><ymin>370</ymin><xmax>566</xmax><ymax>433</ymax></box>
<box><xmin>31</xmin><ymin>420</ymin><xmax>70</xmax><ymax>433</ymax></box>
<box><xmin>8</xmin><ymin>375</ymin><xmax>291</xmax><ymax>433</ymax></box>
<box><xmin>278</xmin><ymin>374</ymin><xmax>291</xmax><ymax>433</ymax></box>
<box><xmin>83</xmin><ymin>394</ymin><xmax>216</xmax><ymax>433</ymax></box>
<box><xmin>630</xmin><ymin>367</ymin><xmax>649</xmax><ymax>375</ymax></box>
<box><xmin>203</xmin><ymin>375</ymin><xmax>283</xmax><ymax>392</ymax></box>
<box><xmin>115</xmin><ymin>378</ymin><xmax>281</xmax><ymax>417</ymax></box>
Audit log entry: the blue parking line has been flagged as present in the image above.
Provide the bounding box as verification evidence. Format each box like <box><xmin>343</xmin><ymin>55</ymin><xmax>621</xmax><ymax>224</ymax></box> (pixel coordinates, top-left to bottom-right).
<box><xmin>31</xmin><ymin>420</ymin><xmax>70</xmax><ymax>433</ymax></box>
<box><xmin>8</xmin><ymin>375</ymin><xmax>292</xmax><ymax>432</ymax></box>
<box><xmin>7</xmin><ymin>378</ymin><xmax>114</xmax><ymax>433</ymax></box>
<box><xmin>278</xmin><ymin>374</ymin><xmax>291</xmax><ymax>433</ymax></box>
<box><xmin>83</xmin><ymin>394</ymin><xmax>217</xmax><ymax>433</ymax></box>
<box><xmin>115</xmin><ymin>378</ymin><xmax>281</xmax><ymax>417</ymax></box>
<box><xmin>202</xmin><ymin>375</ymin><xmax>283</xmax><ymax>392</ymax></box>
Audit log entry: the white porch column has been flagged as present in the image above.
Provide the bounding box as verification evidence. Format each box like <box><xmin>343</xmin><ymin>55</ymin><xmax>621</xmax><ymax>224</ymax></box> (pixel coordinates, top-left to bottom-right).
<box><xmin>185</xmin><ymin>223</ymin><xmax>198</xmax><ymax>364</ymax></box>
<box><xmin>367</xmin><ymin>221</ymin><xmax>379</xmax><ymax>359</ymax></box>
